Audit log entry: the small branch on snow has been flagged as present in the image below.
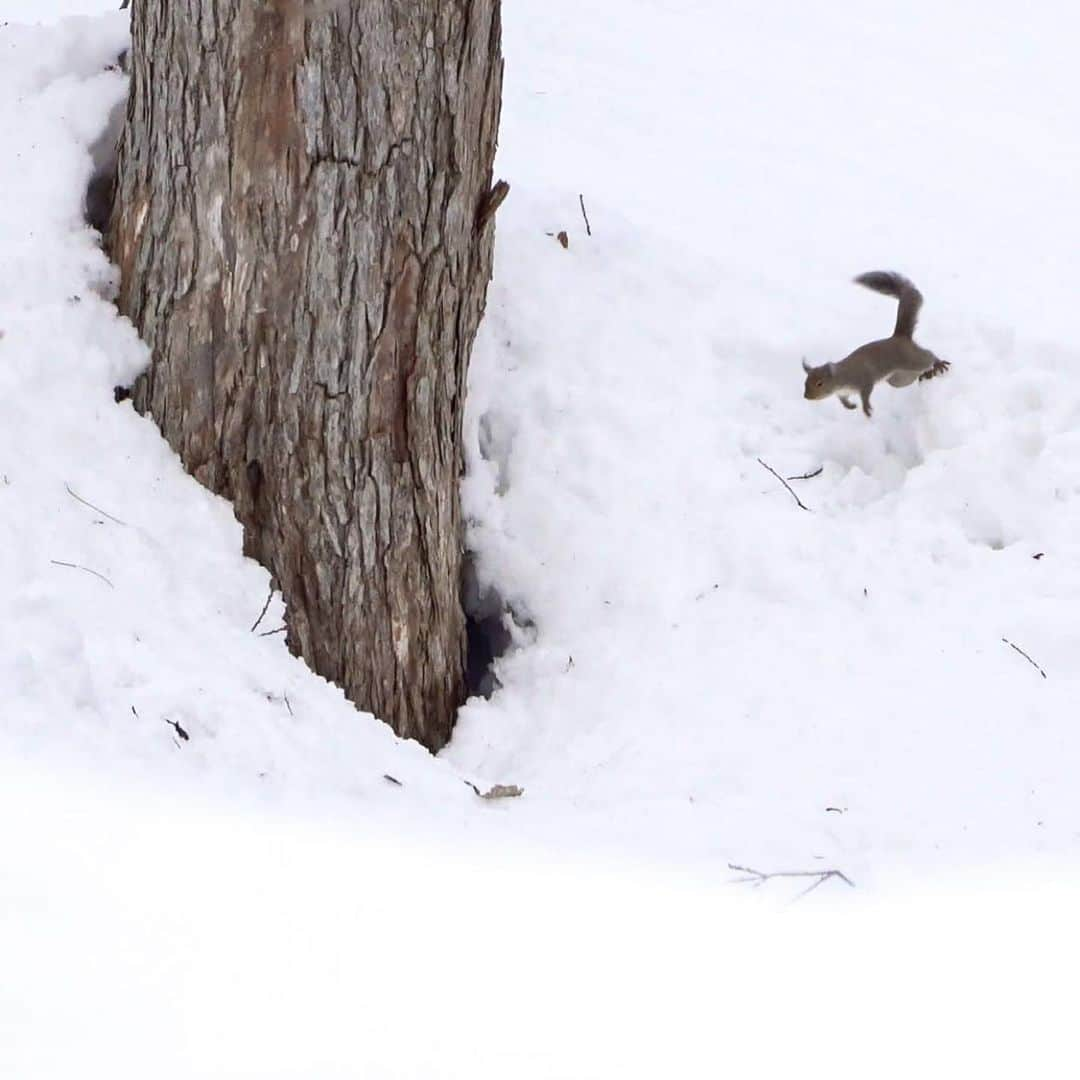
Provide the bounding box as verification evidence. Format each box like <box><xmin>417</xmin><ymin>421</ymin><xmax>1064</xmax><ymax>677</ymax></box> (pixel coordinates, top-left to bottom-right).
<box><xmin>756</xmin><ymin>458</ymin><xmax>811</xmax><ymax>512</ymax></box>
<box><xmin>250</xmin><ymin>585</ymin><xmax>275</xmax><ymax>633</ymax></box>
<box><xmin>259</xmin><ymin>625</ymin><xmax>287</xmax><ymax>638</ymax></box>
<box><xmin>728</xmin><ymin>862</ymin><xmax>855</xmax><ymax>901</ymax></box>
<box><xmin>133</xmin><ymin>705</ymin><xmax>188</xmax><ymax>747</ymax></box>
<box><xmin>464</xmin><ymin>779</ymin><xmax>524</xmax><ymax>800</ymax></box>
<box><xmin>1002</xmin><ymin>637</ymin><xmax>1047</xmax><ymax>679</ymax></box>
<box><xmin>283</xmin><ymin>693</ymin><xmax>294</xmax><ymax>717</ymax></box>
<box><xmin>578</xmin><ymin>193</ymin><xmax>592</xmax><ymax>236</ymax></box>
<box><xmin>785</xmin><ymin>466</ymin><xmax>823</xmax><ymax>481</ymax></box>
<box><xmin>50</xmin><ymin>560</ymin><xmax>114</xmax><ymax>589</ymax></box>
<box><xmin>65</xmin><ymin>484</ymin><xmax>128</xmax><ymax>526</ymax></box>
<box><xmin>164</xmin><ymin>717</ymin><xmax>190</xmax><ymax>742</ymax></box>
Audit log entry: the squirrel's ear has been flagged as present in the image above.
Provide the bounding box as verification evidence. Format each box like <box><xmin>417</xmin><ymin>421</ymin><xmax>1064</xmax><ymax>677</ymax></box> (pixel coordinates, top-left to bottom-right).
<box><xmin>801</xmin><ymin>357</ymin><xmax>812</xmax><ymax>373</ymax></box>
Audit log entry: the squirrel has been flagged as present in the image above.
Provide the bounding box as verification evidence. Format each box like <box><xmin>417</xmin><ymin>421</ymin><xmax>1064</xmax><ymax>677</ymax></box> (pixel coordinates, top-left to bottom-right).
<box><xmin>802</xmin><ymin>272</ymin><xmax>950</xmax><ymax>417</ymax></box>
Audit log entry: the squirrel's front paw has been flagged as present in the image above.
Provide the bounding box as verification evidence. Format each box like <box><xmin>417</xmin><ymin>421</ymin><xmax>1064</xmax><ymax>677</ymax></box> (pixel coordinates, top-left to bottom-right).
<box><xmin>919</xmin><ymin>360</ymin><xmax>951</xmax><ymax>381</ymax></box>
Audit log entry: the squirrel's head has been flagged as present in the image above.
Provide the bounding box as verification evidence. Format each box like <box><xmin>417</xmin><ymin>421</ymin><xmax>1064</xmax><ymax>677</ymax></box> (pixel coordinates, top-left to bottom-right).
<box><xmin>802</xmin><ymin>358</ymin><xmax>833</xmax><ymax>400</ymax></box>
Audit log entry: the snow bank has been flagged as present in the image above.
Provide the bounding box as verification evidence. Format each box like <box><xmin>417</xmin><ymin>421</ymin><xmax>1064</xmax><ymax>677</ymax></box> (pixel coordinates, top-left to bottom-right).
<box><xmin>6</xmin><ymin>0</ymin><xmax>1080</xmax><ymax>891</ymax></box>
<box><xmin>451</xmin><ymin>0</ymin><xmax>1080</xmax><ymax>879</ymax></box>
<box><xmin>0</xmin><ymin>12</ymin><xmax>471</xmax><ymax>822</ymax></box>
<box><xmin>4</xmin><ymin>1</ymin><xmax>1080</xmax><ymax>1074</ymax></box>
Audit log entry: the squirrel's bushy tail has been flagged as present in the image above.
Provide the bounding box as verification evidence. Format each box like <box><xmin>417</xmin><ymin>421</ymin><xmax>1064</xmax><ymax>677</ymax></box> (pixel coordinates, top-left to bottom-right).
<box><xmin>854</xmin><ymin>271</ymin><xmax>922</xmax><ymax>339</ymax></box>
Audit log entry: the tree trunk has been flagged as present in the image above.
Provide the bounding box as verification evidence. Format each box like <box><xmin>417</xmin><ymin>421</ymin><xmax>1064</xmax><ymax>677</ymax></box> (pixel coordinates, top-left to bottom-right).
<box><xmin>110</xmin><ymin>1</ymin><xmax>503</xmax><ymax>751</ymax></box>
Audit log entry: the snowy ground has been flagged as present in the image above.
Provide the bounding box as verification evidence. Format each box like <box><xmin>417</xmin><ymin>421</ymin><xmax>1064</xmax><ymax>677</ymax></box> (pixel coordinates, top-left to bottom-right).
<box><xmin>453</xmin><ymin>0</ymin><xmax>1080</xmax><ymax>878</ymax></box>
<box><xmin>7</xmin><ymin>754</ymin><xmax>1078</xmax><ymax>1080</ymax></box>
<box><xmin>4</xmin><ymin>0</ymin><xmax>1080</xmax><ymax>1073</ymax></box>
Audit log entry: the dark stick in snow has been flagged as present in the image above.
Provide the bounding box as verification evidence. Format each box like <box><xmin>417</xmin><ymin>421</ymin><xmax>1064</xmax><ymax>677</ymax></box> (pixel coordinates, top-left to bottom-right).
<box><xmin>1002</xmin><ymin>638</ymin><xmax>1047</xmax><ymax>679</ymax></box>
<box><xmin>756</xmin><ymin>458</ymin><xmax>811</xmax><ymax>512</ymax></box>
<box><xmin>250</xmin><ymin>585</ymin><xmax>274</xmax><ymax>633</ymax></box>
<box><xmin>164</xmin><ymin>718</ymin><xmax>190</xmax><ymax>742</ymax></box>
<box><xmin>65</xmin><ymin>484</ymin><xmax>128</xmax><ymax>526</ymax></box>
<box><xmin>579</xmin><ymin>193</ymin><xmax>592</xmax><ymax>236</ymax></box>
<box><xmin>727</xmin><ymin>862</ymin><xmax>855</xmax><ymax>901</ymax></box>
<box><xmin>785</xmin><ymin>466</ymin><xmax>824</xmax><ymax>481</ymax></box>
<box><xmin>50</xmin><ymin>560</ymin><xmax>114</xmax><ymax>589</ymax></box>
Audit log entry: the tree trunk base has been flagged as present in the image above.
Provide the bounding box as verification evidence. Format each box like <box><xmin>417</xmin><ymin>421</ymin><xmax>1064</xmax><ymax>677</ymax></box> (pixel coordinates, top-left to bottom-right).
<box><xmin>110</xmin><ymin>1</ymin><xmax>504</xmax><ymax>751</ymax></box>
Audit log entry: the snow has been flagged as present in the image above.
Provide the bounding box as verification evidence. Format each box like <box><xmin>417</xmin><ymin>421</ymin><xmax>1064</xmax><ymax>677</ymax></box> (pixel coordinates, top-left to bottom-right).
<box><xmin>3</xmin><ymin>0</ymin><xmax>1080</xmax><ymax>1074</ymax></box>
<box><xmin>452</xmin><ymin>0</ymin><xmax>1080</xmax><ymax>877</ymax></box>
<box><xmin>0</xmin><ymin>11</ymin><xmax>477</xmax><ymax>825</ymax></box>
<box><xmin>6</xmin><ymin>755</ymin><xmax>1077</xmax><ymax>1080</ymax></box>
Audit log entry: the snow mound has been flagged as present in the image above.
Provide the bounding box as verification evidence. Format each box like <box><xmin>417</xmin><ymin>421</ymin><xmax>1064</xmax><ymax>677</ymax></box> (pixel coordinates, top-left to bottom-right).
<box><xmin>6</xmin><ymin>0</ymin><xmax>1080</xmax><ymax>886</ymax></box>
<box><xmin>450</xmin><ymin>0</ymin><xmax>1080</xmax><ymax>879</ymax></box>
<box><xmin>0</xmin><ymin>13</ymin><xmax>469</xmax><ymax>816</ymax></box>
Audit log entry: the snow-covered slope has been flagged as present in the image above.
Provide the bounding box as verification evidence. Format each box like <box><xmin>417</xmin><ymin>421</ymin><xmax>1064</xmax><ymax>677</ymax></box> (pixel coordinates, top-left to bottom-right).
<box><xmin>5</xmin><ymin>0</ymin><xmax>1080</xmax><ymax>1074</ymax></box>
<box><xmin>451</xmin><ymin>0</ymin><xmax>1080</xmax><ymax>878</ymax></box>
<box><xmin>0</xmin><ymin>13</ymin><xmax>476</xmax><ymax>829</ymax></box>
<box><xmin>5</xmin><ymin>0</ymin><xmax>1080</xmax><ymax>921</ymax></box>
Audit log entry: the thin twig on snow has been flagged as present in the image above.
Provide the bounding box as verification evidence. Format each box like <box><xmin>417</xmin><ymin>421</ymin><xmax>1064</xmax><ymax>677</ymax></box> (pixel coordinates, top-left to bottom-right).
<box><xmin>250</xmin><ymin>585</ymin><xmax>275</xmax><ymax>633</ymax></box>
<box><xmin>164</xmin><ymin>717</ymin><xmax>190</xmax><ymax>742</ymax></box>
<box><xmin>756</xmin><ymin>458</ymin><xmax>811</xmax><ymax>512</ymax></box>
<box><xmin>578</xmin><ymin>193</ymin><xmax>592</xmax><ymax>236</ymax></box>
<box><xmin>65</xmin><ymin>484</ymin><xmax>128</xmax><ymax>526</ymax></box>
<box><xmin>1002</xmin><ymin>637</ymin><xmax>1047</xmax><ymax>679</ymax></box>
<box><xmin>727</xmin><ymin>862</ymin><xmax>855</xmax><ymax>902</ymax></box>
<box><xmin>50</xmin><ymin>560</ymin><xmax>114</xmax><ymax>589</ymax></box>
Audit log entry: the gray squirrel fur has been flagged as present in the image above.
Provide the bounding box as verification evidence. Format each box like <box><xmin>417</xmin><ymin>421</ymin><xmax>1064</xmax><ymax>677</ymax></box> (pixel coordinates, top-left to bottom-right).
<box><xmin>802</xmin><ymin>272</ymin><xmax>950</xmax><ymax>417</ymax></box>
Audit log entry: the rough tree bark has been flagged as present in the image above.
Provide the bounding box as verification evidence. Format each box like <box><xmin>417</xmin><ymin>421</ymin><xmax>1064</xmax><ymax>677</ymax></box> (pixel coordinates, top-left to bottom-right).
<box><xmin>109</xmin><ymin>1</ymin><xmax>503</xmax><ymax>750</ymax></box>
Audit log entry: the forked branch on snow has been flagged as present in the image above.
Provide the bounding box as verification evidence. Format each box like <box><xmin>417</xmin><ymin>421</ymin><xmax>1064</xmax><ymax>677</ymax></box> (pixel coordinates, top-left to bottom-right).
<box><xmin>756</xmin><ymin>458</ymin><xmax>811</xmax><ymax>512</ymax></box>
<box><xmin>728</xmin><ymin>862</ymin><xmax>855</xmax><ymax>901</ymax></box>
